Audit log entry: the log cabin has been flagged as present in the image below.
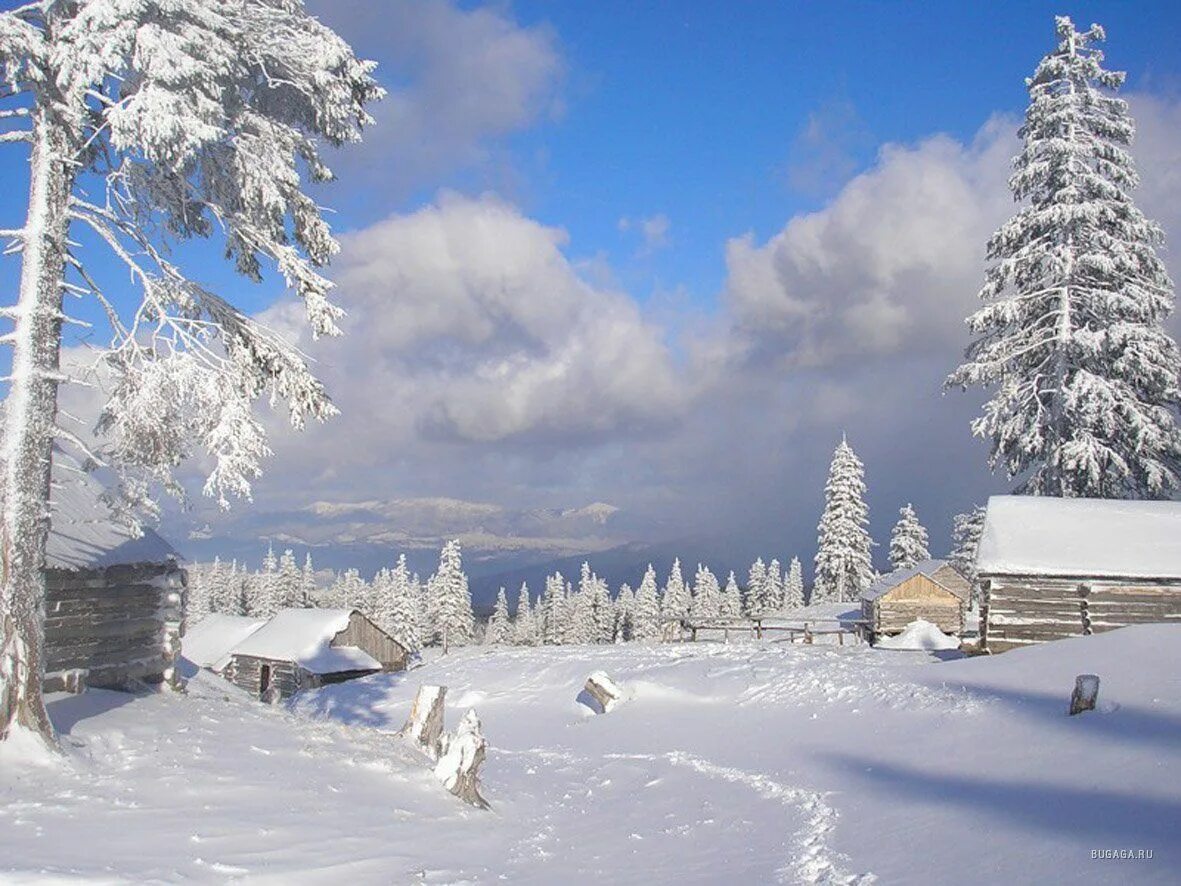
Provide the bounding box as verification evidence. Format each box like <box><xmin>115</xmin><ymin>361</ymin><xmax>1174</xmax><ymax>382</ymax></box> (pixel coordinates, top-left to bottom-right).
<box><xmin>221</xmin><ymin>608</ymin><xmax>408</xmax><ymax>701</ymax></box>
<box><xmin>977</xmin><ymin>496</ymin><xmax>1181</xmax><ymax>652</ymax></box>
<box><xmin>860</xmin><ymin>559</ymin><xmax>969</xmax><ymax>640</ymax></box>
<box><xmin>42</xmin><ymin>451</ymin><xmax>186</xmax><ymax>692</ymax></box>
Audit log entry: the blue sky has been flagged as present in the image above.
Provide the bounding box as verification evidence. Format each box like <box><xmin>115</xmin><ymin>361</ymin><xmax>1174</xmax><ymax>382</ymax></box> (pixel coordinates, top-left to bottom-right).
<box><xmin>4</xmin><ymin>1</ymin><xmax>1181</xmax><ymax>583</ymax></box>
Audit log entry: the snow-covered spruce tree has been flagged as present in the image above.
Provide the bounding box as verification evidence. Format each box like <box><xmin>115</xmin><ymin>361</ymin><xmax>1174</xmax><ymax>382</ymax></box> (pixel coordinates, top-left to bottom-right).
<box><xmin>485</xmin><ymin>588</ymin><xmax>511</xmax><ymax>646</ymax></box>
<box><xmin>888</xmin><ymin>504</ymin><xmax>930</xmax><ymax>571</ymax></box>
<box><xmin>541</xmin><ymin>572</ymin><xmax>565</xmax><ymax>645</ymax></box>
<box><xmin>721</xmin><ymin>572</ymin><xmax>743</xmax><ymax>620</ymax></box>
<box><xmin>947</xmin><ymin>17</ymin><xmax>1181</xmax><ymax>498</ymax></box>
<box><xmin>744</xmin><ymin>558</ymin><xmax>767</xmax><ymax>616</ymax></box>
<box><xmin>276</xmin><ymin>549</ymin><xmax>302</xmax><ymax>609</ymax></box>
<box><xmin>661</xmin><ymin>558</ymin><xmax>690</xmax><ymax>623</ymax></box>
<box><xmin>512</xmin><ymin>583</ymin><xmax>538</xmax><ymax>646</ymax></box>
<box><xmin>0</xmin><ymin>1</ymin><xmax>379</xmax><ymax>746</ymax></box>
<box><xmin>783</xmin><ymin>557</ymin><xmax>805</xmax><ymax>610</ymax></box>
<box><xmin>614</xmin><ymin>583</ymin><xmax>634</xmax><ymax>642</ymax></box>
<box><xmin>951</xmin><ymin>505</ymin><xmax>988</xmax><ymax>607</ymax></box>
<box><xmin>299</xmin><ymin>553</ymin><xmax>317</xmax><ymax>608</ymax></box>
<box><xmin>690</xmin><ymin>564</ymin><xmax>721</xmax><ymax>622</ymax></box>
<box><xmin>590</xmin><ymin>574</ymin><xmax>614</xmax><ymax>644</ymax></box>
<box><xmin>813</xmin><ymin>436</ymin><xmax>874</xmax><ymax>604</ymax></box>
<box><xmin>431</xmin><ymin>541</ymin><xmax>474</xmax><ymax>652</ymax></box>
<box><xmin>186</xmin><ymin>563</ymin><xmax>212</xmax><ymax>623</ymax></box>
<box><xmin>381</xmin><ymin>554</ymin><xmax>418</xmax><ymax>650</ymax></box>
<box><xmin>766</xmin><ymin>558</ymin><xmax>784</xmax><ymax>612</ymax></box>
<box><xmin>631</xmin><ymin>565</ymin><xmax>661</xmax><ymax>641</ymax></box>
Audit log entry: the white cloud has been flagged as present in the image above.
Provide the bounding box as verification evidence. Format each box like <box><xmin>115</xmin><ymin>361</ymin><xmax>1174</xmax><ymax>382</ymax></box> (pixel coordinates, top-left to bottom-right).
<box><xmin>264</xmin><ymin>192</ymin><xmax>687</xmax><ymax>456</ymax></box>
<box><xmin>723</xmin><ymin>118</ymin><xmax>1017</xmax><ymax>369</ymax></box>
<box><xmin>309</xmin><ymin>0</ymin><xmax>563</xmax><ymax>201</ymax></box>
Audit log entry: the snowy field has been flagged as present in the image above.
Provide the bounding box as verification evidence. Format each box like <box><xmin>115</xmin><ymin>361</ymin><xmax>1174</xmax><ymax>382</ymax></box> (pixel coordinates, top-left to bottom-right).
<box><xmin>2</xmin><ymin>626</ymin><xmax>1179</xmax><ymax>884</ymax></box>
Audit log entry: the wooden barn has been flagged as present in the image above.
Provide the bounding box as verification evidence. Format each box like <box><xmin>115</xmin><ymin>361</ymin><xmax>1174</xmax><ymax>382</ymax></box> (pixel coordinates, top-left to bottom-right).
<box><xmin>43</xmin><ymin>452</ymin><xmax>186</xmax><ymax>693</ymax></box>
<box><xmin>861</xmin><ymin>559</ymin><xmax>969</xmax><ymax>640</ymax></box>
<box><xmin>220</xmin><ymin>608</ymin><xmax>408</xmax><ymax>701</ymax></box>
<box><xmin>977</xmin><ymin>496</ymin><xmax>1181</xmax><ymax>653</ymax></box>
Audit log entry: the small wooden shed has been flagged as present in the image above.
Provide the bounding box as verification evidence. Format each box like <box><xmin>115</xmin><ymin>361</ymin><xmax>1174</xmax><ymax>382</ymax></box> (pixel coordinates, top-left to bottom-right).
<box><xmin>43</xmin><ymin>451</ymin><xmax>186</xmax><ymax>692</ymax></box>
<box><xmin>977</xmin><ymin>496</ymin><xmax>1181</xmax><ymax>653</ymax></box>
<box><xmin>220</xmin><ymin>608</ymin><xmax>408</xmax><ymax>701</ymax></box>
<box><xmin>861</xmin><ymin>559</ymin><xmax>969</xmax><ymax>639</ymax></box>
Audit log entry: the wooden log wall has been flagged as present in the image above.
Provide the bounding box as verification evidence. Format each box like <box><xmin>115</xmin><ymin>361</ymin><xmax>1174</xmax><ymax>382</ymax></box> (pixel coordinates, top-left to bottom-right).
<box><xmin>871</xmin><ymin>600</ymin><xmax>963</xmax><ymax>635</ymax></box>
<box><xmin>223</xmin><ymin>654</ymin><xmax>305</xmax><ymax>699</ymax></box>
<box><xmin>43</xmin><ymin>562</ymin><xmax>187</xmax><ymax>692</ymax></box>
<box><xmin>982</xmin><ymin>576</ymin><xmax>1181</xmax><ymax>652</ymax></box>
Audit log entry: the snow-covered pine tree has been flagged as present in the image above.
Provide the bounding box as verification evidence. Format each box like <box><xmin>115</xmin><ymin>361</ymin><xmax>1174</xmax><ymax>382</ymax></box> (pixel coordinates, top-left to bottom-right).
<box><xmin>631</xmin><ymin>565</ymin><xmax>661</xmax><ymax>642</ymax></box>
<box><xmin>614</xmin><ymin>583</ymin><xmax>635</xmax><ymax>642</ymax></box>
<box><xmin>690</xmin><ymin>564</ymin><xmax>722</xmax><ymax>622</ymax></box>
<box><xmin>784</xmin><ymin>557</ymin><xmax>805</xmax><ymax>610</ymax></box>
<box><xmin>745</xmin><ymin>558</ymin><xmax>768</xmax><ymax>616</ymax></box>
<box><xmin>251</xmin><ymin>545</ymin><xmax>280</xmax><ymax>618</ymax></box>
<box><xmin>766</xmin><ymin>559</ymin><xmax>784</xmax><ymax>612</ymax></box>
<box><xmin>512</xmin><ymin>583</ymin><xmax>538</xmax><ymax>646</ymax></box>
<box><xmin>299</xmin><ymin>553</ymin><xmax>318</xmax><ymax>608</ymax></box>
<box><xmin>567</xmin><ymin>584</ymin><xmax>595</xmax><ymax>646</ymax></box>
<box><xmin>813</xmin><ymin>436</ymin><xmax>874</xmax><ymax>604</ymax></box>
<box><xmin>411</xmin><ymin>572</ymin><xmax>429</xmax><ymax>652</ymax></box>
<box><xmin>431</xmin><ymin>540</ymin><xmax>474</xmax><ymax>652</ymax></box>
<box><xmin>276</xmin><ymin>549</ymin><xmax>302</xmax><ymax>609</ymax></box>
<box><xmin>383</xmin><ymin>555</ymin><xmax>419</xmax><ymax>650</ymax></box>
<box><xmin>232</xmin><ymin>565</ymin><xmax>251</xmax><ymax>617</ymax></box>
<box><xmin>661</xmin><ymin>559</ymin><xmax>690</xmax><ymax>623</ymax></box>
<box><xmin>541</xmin><ymin>572</ymin><xmax>565</xmax><ymax>645</ymax></box>
<box><xmin>721</xmin><ymin>572</ymin><xmax>743</xmax><ymax>620</ymax></box>
<box><xmin>369</xmin><ymin>568</ymin><xmax>395</xmax><ymax>633</ymax></box>
<box><xmin>947</xmin><ymin>16</ymin><xmax>1181</xmax><ymax>498</ymax></box>
<box><xmin>590</xmin><ymin>574</ymin><xmax>614</xmax><ymax>644</ymax></box>
<box><xmin>187</xmin><ymin>563</ymin><xmax>212</xmax><ymax>624</ymax></box>
<box><xmin>889</xmin><ymin>504</ymin><xmax>931</xmax><ymax>571</ymax></box>
<box><xmin>204</xmin><ymin>557</ymin><xmax>227</xmax><ymax>614</ymax></box>
<box><xmin>485</xmin><ymin>588</ymin><xmax>511</xmax><ymax>646</ymax></box>
<box><xmin>0</xmin><ymin>0</ymin><xmax>380</xmax><ymax>746</ymax></box>
<box><xmin>951</xmin><ymin>505</ymin><xmax>989</xmax><ymax>607</ymax></box>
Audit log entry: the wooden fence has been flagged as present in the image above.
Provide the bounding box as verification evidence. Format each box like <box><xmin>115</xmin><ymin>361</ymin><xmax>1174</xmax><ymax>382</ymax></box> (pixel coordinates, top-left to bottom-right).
<box><xmin>663</xmin><ymin>617</ymin><xmax>869</xmax><ymax>646</ymax></box>
<box><xmin>43</xmin><ymin>561</ymin><xmax>187</xmax><ymax>693</ymax></box>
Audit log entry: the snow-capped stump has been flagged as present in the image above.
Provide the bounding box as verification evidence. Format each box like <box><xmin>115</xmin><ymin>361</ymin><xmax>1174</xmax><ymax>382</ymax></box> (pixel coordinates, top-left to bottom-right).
<box><xmin>401</xmin><ymin>685</ymin><xmax>448</xmax><ymax>759</ymax></box>
<box><xmin>579</xmin><ymin>671</ymin><xmax>624</xmax><ymax>714</ymax></box>
<box><xmin>433</xmin><ymin>709</ymin><xmax>490</xmax><ymax>810</ymax></box>
<box><xmin>1069</xmin><ymin>674</ymin><xmax>1100</xmax><ymax>716</ymax></box>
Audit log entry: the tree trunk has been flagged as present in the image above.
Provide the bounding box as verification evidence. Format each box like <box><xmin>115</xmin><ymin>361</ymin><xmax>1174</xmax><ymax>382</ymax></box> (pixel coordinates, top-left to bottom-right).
<box><xmin>0</xmin><ymin>111</ymin><xmax>76</xmax><ymax>747</ymax></box>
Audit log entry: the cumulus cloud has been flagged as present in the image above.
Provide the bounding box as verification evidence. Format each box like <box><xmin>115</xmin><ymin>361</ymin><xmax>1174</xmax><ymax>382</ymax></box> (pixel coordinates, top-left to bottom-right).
<box><xmin>724</xmin><ymin>118</ymin><xmax>1017</xmax><ymax>369</ymax></box>
<box><xmin>309</xmin><ymin>0</ymin><xmax>563</xmax><ymax>203</ymax></box>
<box><xmin>263</xmin><ymin>192</ymin><xmax>687</xmax><ymax>458</ymax></box>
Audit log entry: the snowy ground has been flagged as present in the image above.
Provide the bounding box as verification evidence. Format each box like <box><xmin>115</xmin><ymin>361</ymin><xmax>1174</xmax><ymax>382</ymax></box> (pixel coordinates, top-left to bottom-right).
<box><xmin>2</xmin><ymin>626</ymin><xmax>1178</xmax><ymax>884</ymax></box>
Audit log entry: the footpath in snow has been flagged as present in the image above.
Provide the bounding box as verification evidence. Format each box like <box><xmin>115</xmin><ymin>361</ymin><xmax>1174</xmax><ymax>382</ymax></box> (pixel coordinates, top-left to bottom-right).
<box><xmin>1</xmin><ymin>626</ymin><xmax>1178</xmax><ymax>884</ymax></box>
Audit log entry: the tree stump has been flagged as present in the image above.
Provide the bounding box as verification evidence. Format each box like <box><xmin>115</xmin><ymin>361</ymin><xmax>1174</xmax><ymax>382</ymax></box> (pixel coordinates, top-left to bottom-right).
<box><xmin>1069</xmin><ymin>674</ymin><xmax>1100</xmax><ymax>715</ymax></box>
<box><xmin>401</xmin><ymin>685</ymin><xmax>447</xmax><ymax>758</ymax></box>
<box><xmin>433</xmin><ymin>709</ymin><xmax>490</xmax><ymax>809</ymax></box>
<box><xmin>579</xmin><ymin>671</ymin><xmax>624</xmax><ymax>714</ymax></box>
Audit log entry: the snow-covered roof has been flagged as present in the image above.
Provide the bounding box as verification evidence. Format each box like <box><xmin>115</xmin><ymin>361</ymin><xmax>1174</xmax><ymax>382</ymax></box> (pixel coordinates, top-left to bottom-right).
<box><xmin>976</xmin><ymin>495</ymin><xmax>1181</xmax><ymax>579</ymax></box>
<box><xmin>182</xmin><ymin>614</ymin><xmax>267</xmax><ymax>671</ymax></box>
<box><xmin>44</xmin><ymin>451</ymin><xmax>178</xmax><ymax>571</ymax></box>
<box><xmin>862</xmin><ymin>559</ymin><xmax>966</xmax><ymax>601</ymax></box>
<box><xmin>226</xmin><ymin>608</ymin><xmax>381</xmax><ymax>674</ymax></box>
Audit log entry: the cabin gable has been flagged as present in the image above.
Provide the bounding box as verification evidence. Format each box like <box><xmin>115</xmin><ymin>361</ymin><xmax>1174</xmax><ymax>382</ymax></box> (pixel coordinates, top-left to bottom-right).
<box><xmin>331</xmin><ymin>611</ymin><xmax>409</xmax><ymax>670</ymax></box>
